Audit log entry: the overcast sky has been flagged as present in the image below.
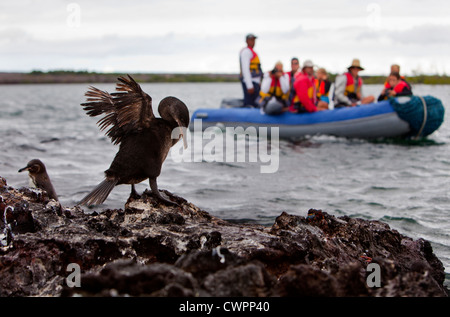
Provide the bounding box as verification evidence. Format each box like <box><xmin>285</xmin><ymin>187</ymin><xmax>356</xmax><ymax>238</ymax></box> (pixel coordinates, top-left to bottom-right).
<box><xmin>1</xmin><ymin>0</ymin><xmax>449</xmax><ymax>75</ymax></box>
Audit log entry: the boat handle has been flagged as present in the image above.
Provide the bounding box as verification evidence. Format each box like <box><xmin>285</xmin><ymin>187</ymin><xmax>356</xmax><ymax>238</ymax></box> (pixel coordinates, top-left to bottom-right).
<box><xmin>195</xmin><ymin>112</ymin><xmax>209</xmax><ymax>118</ymax></box>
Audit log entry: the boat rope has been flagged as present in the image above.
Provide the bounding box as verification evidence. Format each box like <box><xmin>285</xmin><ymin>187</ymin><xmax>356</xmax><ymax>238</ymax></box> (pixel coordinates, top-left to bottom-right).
<box><xmin>389</xmin><ymin>95</ymin><xmax>444</xmax><ymax>138</ymax></box>
<box><xmin>414</xmin><ymin>96</ymin><xmax>428</xmax><ymax>140</ymax></box>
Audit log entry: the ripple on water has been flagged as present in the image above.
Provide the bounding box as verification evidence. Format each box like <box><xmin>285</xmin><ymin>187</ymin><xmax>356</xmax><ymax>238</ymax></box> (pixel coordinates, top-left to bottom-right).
<box><xmin>380</xmin><ymin>215</ymin><xmax>421</xmax><ymax>225</ymax></box>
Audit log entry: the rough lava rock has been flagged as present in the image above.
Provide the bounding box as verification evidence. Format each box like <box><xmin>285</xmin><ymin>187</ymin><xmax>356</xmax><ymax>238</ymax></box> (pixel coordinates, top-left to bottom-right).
<box><xmin>0</xmin><ymin>176</ymin><xmax>448</xmax><ymax>297</ymax></box>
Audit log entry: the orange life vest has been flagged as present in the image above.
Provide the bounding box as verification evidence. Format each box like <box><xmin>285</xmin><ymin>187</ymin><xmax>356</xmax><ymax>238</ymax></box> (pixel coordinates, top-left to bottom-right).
<box><xmin>315</xmin><ymin>79</ymin><xmax>330</xmax><ymax>98</ymax></box>
<box><xmin>248</xmin><ymin>47</ymin><xmax>262</xmax><ymax>78</ymax></box>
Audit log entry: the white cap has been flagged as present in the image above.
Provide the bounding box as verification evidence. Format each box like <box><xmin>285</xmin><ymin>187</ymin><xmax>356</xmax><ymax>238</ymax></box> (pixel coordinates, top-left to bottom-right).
<box><xmin>302</xmin><ymin>60</ymin><xmax>314</xmax><ymax>68</ymax></box>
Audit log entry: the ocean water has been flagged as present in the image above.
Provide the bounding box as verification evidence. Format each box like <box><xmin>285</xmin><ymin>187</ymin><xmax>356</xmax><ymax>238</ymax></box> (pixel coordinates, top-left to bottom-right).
<box><xmin>0</xmin><ymin>82</ymin><xmax>449</xmax><ymax>287</ymax></box>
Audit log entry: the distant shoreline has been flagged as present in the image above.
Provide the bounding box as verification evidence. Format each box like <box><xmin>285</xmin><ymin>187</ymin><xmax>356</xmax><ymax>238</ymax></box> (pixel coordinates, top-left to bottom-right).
<box><xmin>0</xmin><ymin>71</ymin><xmax>239</xmax><ymax>84</ymax></box>
<box><xmin>1</xmin><ymin>71</ymin><xmax>450</xmax><ymax>85</ymax></box>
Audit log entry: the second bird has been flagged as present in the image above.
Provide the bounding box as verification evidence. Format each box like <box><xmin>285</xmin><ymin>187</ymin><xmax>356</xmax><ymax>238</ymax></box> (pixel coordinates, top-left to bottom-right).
<box><xmin>78</xmin><ymin>75</ymin><xmax>189</xmax><ymax>206</ymax></box>
<box><xmin>18</xmin><ymin>159</ymin><xmax>59</xmax><ymax>201</ymax></box>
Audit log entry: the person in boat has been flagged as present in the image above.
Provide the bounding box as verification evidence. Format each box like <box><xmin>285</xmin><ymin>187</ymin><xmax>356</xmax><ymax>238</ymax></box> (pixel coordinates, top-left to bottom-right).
<box><xmin>288</xmin><ymin>57</ymin><xmax>300</xmax><ymax>86</ymax></box>
<box><xmin>382</xmin><ymin>64</ymin><xmax>411</xmax><ymax>95</ymax></box>
<box><xmin>258</xmin><ymin>61</ymin><xmax>290</xmax><ymax>114</ymax></box>
<box><xmin>333</xmin><ymin>59</ymin><xmax>375</xmax><ymax>108</ymax></box>
<box><xmin>287</xmin><ymin>57</ymin><xmax>300</xmax><ymax>106</ymax></box>
<box><xmin>239</xmin><ymin>33</ymin><xmax>262</xmax><ymax>107</ymax></box>
<box><xmin>289</xmin><ymin>60</ymin><xmax>327</xmax><ymax>113</ymax></box>
<box><xmin>391</xmin><ymin>64</ymin><xmax>400</xmax><ymax>74</ymax></box>
<box><xmin>314</xmin><ymin>68</ymin><xmax>331</xmax><ymax>110</ymax></box>
<box><xmin>377</xmin><ymin>71</ymin><xmax>413</xmax><ymax>101</ymax></box>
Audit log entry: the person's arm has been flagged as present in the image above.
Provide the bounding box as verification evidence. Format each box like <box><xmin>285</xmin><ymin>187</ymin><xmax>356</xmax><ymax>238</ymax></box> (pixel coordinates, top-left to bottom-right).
<box><xmin>359</xmin><ymin>80</ymin><xmax>364</xmax><ymax>99</ymax></box>
<box><xmin>259</xmin><ymin>72</ymin><xmax>271</xmax><ymax>94</ymax></box>
<box><xmin>377</xmin><ymin>91</ymin><xmax>388</xmax><ymax>101</ymax></box>
<box><xmin>334</xmin><ymin>75</ymin><xmax>352</xmax><ymax>106</ymax></box>
<box><xmin>240</xmin><ymin>48</ymin><xmax>254</xmax><ymax>90</ymax></box>
<box><xmin>258</xmin><ymin>72</ymin><xmax>272</xmax><ymax>107</ymax></box>
<box><xmin>279</xmin><ymin>73</ymin><xmax>290</xmax><ymax>94</ymax></box>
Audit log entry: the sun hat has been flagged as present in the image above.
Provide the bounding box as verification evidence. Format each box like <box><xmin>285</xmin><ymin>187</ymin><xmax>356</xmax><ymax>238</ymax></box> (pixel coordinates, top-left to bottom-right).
<box><xmin>348</xmin><ymin>59</ymin><xmax>364</xmax><ymax>70</ymax></box>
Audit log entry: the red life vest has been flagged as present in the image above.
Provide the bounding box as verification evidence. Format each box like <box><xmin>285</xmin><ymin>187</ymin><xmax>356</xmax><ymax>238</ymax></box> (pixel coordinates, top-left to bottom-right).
<box><xmin>289</xmin><ymin>72</ymin><xmax>317</xmax><ymax>112</ymax></box>
<box><xmin>259</xmin><ymin>75</ymin><xmax>289</xmax><ymax>101</ymax></box>
<box><xmin>392</xmin><ymin>80</ymin><xmax>409</xmax><ymax>93</ymax></box>
<box><xmin>379</xmin><ymin>79</ymin><xmax>412</xmax><ymax>101</ymax></box>
<box><xmin>344</xmin><ymin>72</ymin><xmax>362</xmax><ymax>97</ymax></box>
<box><xmin>385</xmin><ymin>76</ymin><xmax>410</xmax><ymax>90</ymax></box>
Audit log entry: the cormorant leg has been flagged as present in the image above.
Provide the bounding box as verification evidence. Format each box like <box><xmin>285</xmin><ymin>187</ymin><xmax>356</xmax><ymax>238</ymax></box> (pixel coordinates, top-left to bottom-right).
<box><xmin>129</xmin><ymin>184</ymin><xmax>140</xmax><ymax>200</ymax></box>
<box><xmin>149</xmin><ymin>178</ymin><xmax>178</xmax><ymax>206</ymax></box>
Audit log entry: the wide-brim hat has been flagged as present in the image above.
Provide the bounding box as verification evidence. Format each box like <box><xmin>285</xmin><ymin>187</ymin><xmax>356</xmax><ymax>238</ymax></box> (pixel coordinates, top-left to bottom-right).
<box><xmin>348</xmin><ymin>58</ymin><xmax>364</xmax><ymax>70</ymax></box>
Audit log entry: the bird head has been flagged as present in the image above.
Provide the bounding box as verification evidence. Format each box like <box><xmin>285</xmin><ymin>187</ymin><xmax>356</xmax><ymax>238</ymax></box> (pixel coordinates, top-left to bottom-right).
<box><xmin>158</xmin><ymin>96</ymin><xmax>190</xmax><ymax>149</ymax></box>
<box><xmin>18</xmin><ymin>159</ymin><xmax>46</xmax><ymax>175</ymax></box>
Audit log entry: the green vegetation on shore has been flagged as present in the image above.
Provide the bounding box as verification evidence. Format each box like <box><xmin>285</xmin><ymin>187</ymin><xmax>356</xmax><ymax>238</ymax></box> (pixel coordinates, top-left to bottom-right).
<box><xmin>330</xmin><ymin>73</ymin><xmax>450</xmax><ymax>85</ymax></box>
<box><xmin>0</xmin><ymin>70</ymin><xmax>238</xmax><ymax>84</ymax></box>
<box><xmin>362</xmin><ymin>75</ymin><xmax>450</xmax><ymax>85</ymax></box>
<box><xmin>1</xmin><ymin>70</ymin><xmax>450</xmax><ymax>84</ymax></box>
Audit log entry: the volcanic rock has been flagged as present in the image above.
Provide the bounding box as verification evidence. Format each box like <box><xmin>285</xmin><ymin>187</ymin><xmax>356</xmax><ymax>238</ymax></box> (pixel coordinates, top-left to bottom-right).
<box><xmin>0</xmin><ymin>176</ymin><xmax>447</xmax><ymax>297</ymax></box>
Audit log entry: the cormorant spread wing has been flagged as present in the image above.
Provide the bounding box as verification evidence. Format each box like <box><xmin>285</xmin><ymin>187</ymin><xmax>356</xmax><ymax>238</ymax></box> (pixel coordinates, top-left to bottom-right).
<box><xmin>81</xmin><ymin>75</ymin><xmax>155</xmax><ymax>145</ymax></box>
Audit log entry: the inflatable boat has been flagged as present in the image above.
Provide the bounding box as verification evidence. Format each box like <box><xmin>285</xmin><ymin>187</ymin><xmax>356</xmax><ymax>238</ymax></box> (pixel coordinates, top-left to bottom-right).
<box><xmin>189</xmin><ymin>96</ymin><xmax>445</xmax><ymax>139</ymax></box>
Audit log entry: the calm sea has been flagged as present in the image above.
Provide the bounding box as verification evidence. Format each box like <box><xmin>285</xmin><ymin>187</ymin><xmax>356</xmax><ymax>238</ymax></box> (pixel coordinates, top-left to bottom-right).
<box><xmin>0</xmin><ymin>82</ymin><xmax>448</xmax><ymax>287</ymax></box>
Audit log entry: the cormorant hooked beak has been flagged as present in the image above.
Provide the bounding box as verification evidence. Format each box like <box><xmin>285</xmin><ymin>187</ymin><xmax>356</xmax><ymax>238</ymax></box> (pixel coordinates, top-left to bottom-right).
<box><xmin>182</xmin><ymin>131</ymin><xmax>188</xmax><ymax>149</ymax></box>
<box><xmin>177</xmin><ymin>120</ymin><xmax>188</xmax><ymax>150</ymax></box>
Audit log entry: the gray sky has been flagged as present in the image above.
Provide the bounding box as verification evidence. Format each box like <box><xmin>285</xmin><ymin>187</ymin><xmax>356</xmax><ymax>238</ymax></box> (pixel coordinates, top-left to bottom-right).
<box><xmin>1</xmin><ymin>0</ymin><xmax>449</xmax><ymax>75</ymax></box>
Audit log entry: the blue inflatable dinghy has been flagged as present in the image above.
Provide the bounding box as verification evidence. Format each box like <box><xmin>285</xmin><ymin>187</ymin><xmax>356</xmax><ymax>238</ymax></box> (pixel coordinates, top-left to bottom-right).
<box><xmin>190</xmin><ymin>96</ymin><xmax>444</xmax><ymax>139</ymax></box>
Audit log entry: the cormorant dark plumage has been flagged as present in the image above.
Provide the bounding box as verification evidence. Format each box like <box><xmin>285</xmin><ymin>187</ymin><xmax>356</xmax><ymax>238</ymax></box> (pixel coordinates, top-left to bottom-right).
<box><xmin>18</xmin><ymin>159</ymin><xmax>59</xmax><ymax>201</ymax></box>
<box><xmin>78</xmin><ymin>75</ymin><xmax>189</xmax><ymax>206</ymax></box>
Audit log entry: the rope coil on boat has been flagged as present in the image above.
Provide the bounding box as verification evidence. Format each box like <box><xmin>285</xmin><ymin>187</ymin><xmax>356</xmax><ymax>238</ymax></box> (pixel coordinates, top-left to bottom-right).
<box><xmin>389</xmin><ymin>95</ymin><xmax>445</xmax><ymax>138</ymax></box>
<box><xmin>415</xmin><ymin>96</ymin><xmax>428</xmax><ymax>140</ymax></box>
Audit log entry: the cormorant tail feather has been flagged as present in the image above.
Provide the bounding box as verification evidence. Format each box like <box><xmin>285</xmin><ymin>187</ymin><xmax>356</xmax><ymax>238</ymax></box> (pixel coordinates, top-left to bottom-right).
<box><xmin>78</xmin><ymin>179</ymin><xmax>118</xmax><ymax>206</ymax></box>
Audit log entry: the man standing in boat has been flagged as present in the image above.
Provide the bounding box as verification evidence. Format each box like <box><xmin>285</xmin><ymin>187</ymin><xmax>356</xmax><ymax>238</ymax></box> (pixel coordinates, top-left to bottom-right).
<box><xmin>239</xmin><ymin>33</ymin><xmax>262</xmax><ymax>107</ymax></box>
<box><xmin>333</xmin><ymin>59</ymin><xmax>375</xmax><ymax>108</ymax></box>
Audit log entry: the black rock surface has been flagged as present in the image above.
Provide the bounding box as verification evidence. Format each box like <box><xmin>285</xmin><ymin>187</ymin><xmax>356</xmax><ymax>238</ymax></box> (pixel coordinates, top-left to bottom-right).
<box><xmin>0</xmin><ymin>176</ymin><xmax>447</xmax><ymax>297</ymax></box>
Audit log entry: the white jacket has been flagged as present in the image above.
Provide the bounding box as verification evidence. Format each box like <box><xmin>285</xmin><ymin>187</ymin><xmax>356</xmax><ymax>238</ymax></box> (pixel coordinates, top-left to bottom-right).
<box><xmin>260</xmin><ymin>72</ymin><xmax>290</xmax><ymax>95</ymax></box>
